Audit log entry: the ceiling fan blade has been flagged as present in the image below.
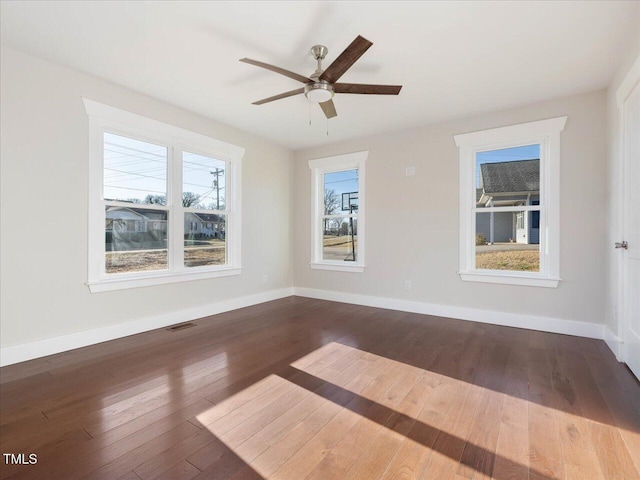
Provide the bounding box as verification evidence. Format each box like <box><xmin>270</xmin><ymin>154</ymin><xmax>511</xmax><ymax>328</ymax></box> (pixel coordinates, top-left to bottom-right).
<box><xmin>334</xmin><ymin>83</ymin><xmax>402</xmax><ymax>95</ymax></box>
<box><xmin>319</xmin><ymin>35</ymin><xmax>373</xmax><ymax>84</ymax></box>
<box><xmin>252</xmin><ymin>87</ymin><xmax>305</xmax><ymax>105</ymax></box>
<box><xmin>240</xmin><ymin>58</ymin><xmax>312</xmax><ymax>84</ymax></box>
<box><xmin>319</xmin><ymin>99</ymin><xmax>337</xmax><ymax>119</ymax></box>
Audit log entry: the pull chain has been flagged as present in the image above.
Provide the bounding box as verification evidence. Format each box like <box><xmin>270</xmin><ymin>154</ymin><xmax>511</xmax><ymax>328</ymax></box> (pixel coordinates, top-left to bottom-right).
<box><xmin>326</xmin><ymin>117</ymin><xmax>329</xmax><ymax>136</ymax></box>
<box><xmin>308</xmin><ymin>102</ymin><xmax>311</xmax><ymax>126</ymax></box>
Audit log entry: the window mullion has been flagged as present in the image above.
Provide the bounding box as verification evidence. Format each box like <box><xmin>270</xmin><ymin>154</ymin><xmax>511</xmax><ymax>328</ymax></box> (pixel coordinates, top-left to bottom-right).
<box><xmin>224</xmin><ymin>157</ymin><xmax>234</xmax><ymax>266</ymax></box>
<box><xmin>170</xmin><ymin>146</ymin><xmax>184</xmax><ymax>271</ymax></box>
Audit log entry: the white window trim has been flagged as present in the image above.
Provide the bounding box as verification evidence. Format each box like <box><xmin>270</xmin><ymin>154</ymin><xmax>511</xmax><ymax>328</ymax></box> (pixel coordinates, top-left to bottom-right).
<box><xmin>454</xmin><ymin>116</ymin><xmax>567</xmax><ymax>288</ymax></box>
<box><xmin>83</xmin><ymin>98</ymin><xmax>244</xmax><ymax>293</ymax></box>
<box><xmin>308</xmin><ymin>151</ymin><xmax>368</xmax><ymax>273</ymax></box>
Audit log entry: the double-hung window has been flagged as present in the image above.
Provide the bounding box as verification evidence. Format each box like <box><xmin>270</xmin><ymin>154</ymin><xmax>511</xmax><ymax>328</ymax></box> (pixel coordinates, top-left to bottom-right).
<box><xmin>84</xmin><ymin>99</ymin><xmax>244</xmax><ymax>292</ymax></box>
<box><xmin>308</xmin><ymin>151</ymin><xmax>368</xmax><ymax>272</ymax></box>
<box><xmin>454</xmin><ymin>117</ymin><xmax>566</xmax><ymax>287</ymax></box>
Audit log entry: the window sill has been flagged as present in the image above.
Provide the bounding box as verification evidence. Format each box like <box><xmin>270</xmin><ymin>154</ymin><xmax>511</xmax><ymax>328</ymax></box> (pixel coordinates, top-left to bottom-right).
<box><xmin>87</xmin><ymin>267</ymin><xmax>242</xmax><ymax>293</ymax></box>
<box><xmin>310</xmin><ymin>262</ymin><xmax>365</xmax><ymax>273</ymax></box>
<box><xmin>458</xmin><ymin>271</ymin><xmax>560</xmax><ymax>288</ymax></box>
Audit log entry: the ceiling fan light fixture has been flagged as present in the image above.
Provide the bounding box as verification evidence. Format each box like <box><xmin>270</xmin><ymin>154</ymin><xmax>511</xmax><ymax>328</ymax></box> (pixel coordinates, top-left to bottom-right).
<box><xmin>304</xmin><ymin>82</ymin><xmax>334</xmax><ymax>103</ymax></box>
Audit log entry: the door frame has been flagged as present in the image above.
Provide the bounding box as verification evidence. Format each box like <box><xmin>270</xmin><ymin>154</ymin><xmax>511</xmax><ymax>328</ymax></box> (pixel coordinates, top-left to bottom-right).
<box><xmin>614</xmin><ymin>54</ymin><xmax>640</xmax><ymax>363</ymax></box>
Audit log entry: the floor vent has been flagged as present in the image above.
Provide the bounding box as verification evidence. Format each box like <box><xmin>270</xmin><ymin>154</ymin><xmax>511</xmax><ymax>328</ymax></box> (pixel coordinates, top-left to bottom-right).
<box><xmin>166</xmin><ymin>322</ymin><xmax>196</xmax><ymax>332</ymax></box>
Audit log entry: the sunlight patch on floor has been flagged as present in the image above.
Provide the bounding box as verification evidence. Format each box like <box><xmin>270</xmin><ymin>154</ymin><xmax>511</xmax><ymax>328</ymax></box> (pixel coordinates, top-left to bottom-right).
<box><xmin>191</xmin><ymin>342</ymin><xmax>482</xmax><ymax>479</ymax></box>
<box><xmin>190</xmin><ymin>342</ymin><xmax>574</xmax><ymax>479</ymax></box>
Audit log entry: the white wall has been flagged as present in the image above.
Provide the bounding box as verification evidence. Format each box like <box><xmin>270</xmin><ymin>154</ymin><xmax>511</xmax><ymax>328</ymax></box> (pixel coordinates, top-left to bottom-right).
<box><xmin>293</xmin><ymin>90</ymin><xmax>608</xmax><ymax>327</ymax></box>
<box><xmin>0</xmin><ymin>47</ymin><xmax>293</xmax><ymax>349</ymax></box>
<box><xmin>0</xmin><ymin>45</ymin><xmax>622</xmax><ymax>361</ymax></box>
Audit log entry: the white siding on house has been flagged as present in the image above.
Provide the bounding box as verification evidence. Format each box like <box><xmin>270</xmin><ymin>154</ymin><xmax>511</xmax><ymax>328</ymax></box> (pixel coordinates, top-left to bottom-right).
<box><xmin>476</xmin><ymin>213</ymin><xmax>490</xmax><ymax>241</ymax></box>
<box><xmin>476</xmin><ymin>212</ymin><xmax>514</xmax><ymax>243</ymax></box>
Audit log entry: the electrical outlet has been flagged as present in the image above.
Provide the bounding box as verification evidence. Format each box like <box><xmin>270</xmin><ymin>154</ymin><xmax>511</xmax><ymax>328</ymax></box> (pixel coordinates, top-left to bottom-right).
<box><xmin>262</xmin><ymin>274</ymin><xmax>268</xmax><ymax>284</ymax></box>
<box><xmin>405</xmin><ymin>280</ymin><xmax>412</xmax><ymax>290</ymax></box>
<box><xmin>405</xmin><ymin>166</ymin><xmax>416</xmax><ymax>176</ymax></box>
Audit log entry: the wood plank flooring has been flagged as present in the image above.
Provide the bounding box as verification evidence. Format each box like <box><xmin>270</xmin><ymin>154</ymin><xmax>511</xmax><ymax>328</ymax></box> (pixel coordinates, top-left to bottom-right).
<box><xmin>1</xmin><ymin>296</ymin><xmax>639</xmax><ymax>479</ymax></box>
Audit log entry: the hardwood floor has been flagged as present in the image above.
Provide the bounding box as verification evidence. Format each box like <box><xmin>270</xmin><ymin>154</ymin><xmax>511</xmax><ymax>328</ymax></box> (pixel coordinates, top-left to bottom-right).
<box><xmin>1</xmin><ymin>296</ymin><xmax>639</xmax><ymax>479</ymax></box>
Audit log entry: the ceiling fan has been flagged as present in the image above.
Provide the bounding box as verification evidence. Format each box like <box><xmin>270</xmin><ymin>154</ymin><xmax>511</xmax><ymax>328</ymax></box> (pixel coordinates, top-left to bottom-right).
<box><xmin>240</xmin><ymin>35</ymin><xmax>402</xmax><ymax>119</ymax></box>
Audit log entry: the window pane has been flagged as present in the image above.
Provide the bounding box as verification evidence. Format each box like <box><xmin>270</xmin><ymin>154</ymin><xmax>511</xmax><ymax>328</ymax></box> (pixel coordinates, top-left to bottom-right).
<box><xmin>475</xmin><ymin>145</ymin><xmax>540</xmax><ymax>209</ymax></box>
<box><xmin>184</xmin><ymin>213</ymin><xmax>226</xmax><ymax>267</ymax></box>
<box><xmin>322</xmin><ymin>217</ymin><xmax>357</xmax><ymax>262</ymax></box>
<box><xmin>324</xmin><ymin>169</ymin><xmax>358</xmax><ymax>215</ymax></box>
<box><xmin>183</xmin><ymin>152</ymin><xmax>226</xmax><ymax>210</ymax></box>
<box><xmin>104</xmin><ymin>132</ymin><xmax>167</xmax><ymax>203</ymax></box>
<box><xmin>105</xmin><ymin>206</ymin><xmax>168</xmax><ymax>274</ymax></box>
<box><xmin>475</xmin><ymin>211</ymin><xmax>540</xmax><ymax>272</ymax></box>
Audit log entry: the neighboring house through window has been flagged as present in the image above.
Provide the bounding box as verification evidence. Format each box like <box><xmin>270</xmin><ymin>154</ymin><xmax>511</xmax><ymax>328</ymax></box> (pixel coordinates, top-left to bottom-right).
<box><xmin>308</xmin><ymin>151</ymin><xmax>368</xmax><ymax>272</ymax></box>
<box><xmin>454</xmin><ymin>117</ymin><xmax>566</xmax><ymax>287</ymax></box>
<box><xmin>476</xmin><ymin>157</ymin><xmax>540</xmax><ymax>245</ymax></box>
<box><xmin>84</xmin><ymin>99</ymin><xmax>244</xmax><ymax>292</ymax></box>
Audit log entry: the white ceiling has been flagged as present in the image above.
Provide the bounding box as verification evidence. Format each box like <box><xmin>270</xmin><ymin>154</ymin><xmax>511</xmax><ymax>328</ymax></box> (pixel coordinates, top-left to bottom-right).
<box><xmin>1</xmin><ymin>1</ymin><xmax>638</xmax><ymax>150</ymax></box>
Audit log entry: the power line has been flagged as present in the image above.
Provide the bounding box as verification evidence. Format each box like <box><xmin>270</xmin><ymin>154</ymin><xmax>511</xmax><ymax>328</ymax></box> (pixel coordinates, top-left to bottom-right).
<box><xmin>104</xmin><ymin>162</ymin><xmax>222</xmax><ymax>178</ymax></box>
<box><xmin>105</xmin><ymin>167</ymin><xmax>225</xmax><ymax>192</ymax></box>
<box><xmin>105</xmin><ymin>166</ymin><xmax>166</xmax><ymax>178</ymax></box>
<box><xmin>324</xmin><ymin>178</ymin><xmax>358</xmax><ymax>185</ymax></box>
<box><xmin>105</xmin><ymin>168</ymin><xmax>166</xmax><ymax>183</ymax></box>
<box><xmin>104</xmin><ymin>141</ymin><xmax>167</xmax><ymax>158</ymax></box>
<box><xmin>104</xmin><ymin>158</ymin><xmax>224</xmax><ymax>178</ymax></box>
<box><xmin>183</xmin><ymin>158</ymin><xmax>225</xmax><ymax>168</ymax></box>
<box><xmin>104</xmin><ymin>148</ymin><xmax>225</xmax><ymax>175</ymax></box>
<box><xmin>105</xmin><ymin>141</ymin><xmax>226</xmax><ymax>170</ymax></box>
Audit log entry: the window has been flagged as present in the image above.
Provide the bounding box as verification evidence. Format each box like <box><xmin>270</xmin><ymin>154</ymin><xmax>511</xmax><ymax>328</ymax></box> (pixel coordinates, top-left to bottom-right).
<box><xmin>309</xmin><ymin>151</ymin><xmax>368</xmax><ymax>272</ymax></box>
<box><xmin>84</xmin><ymin>99</ymin><xmax>244</xmax><ymax>292</ymax></box>
<box><xmin>454</xmin><ymin>117</ymin><xmax>566</xmax><ymax>287</ymax></box>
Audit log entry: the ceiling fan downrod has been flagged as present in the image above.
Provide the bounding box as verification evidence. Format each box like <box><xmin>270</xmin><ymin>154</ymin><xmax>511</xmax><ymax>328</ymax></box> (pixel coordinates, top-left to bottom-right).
<box><xmin>310</xmin><ymin>45</ymin><xmax>328</xmax><ymax>78</ymax></box>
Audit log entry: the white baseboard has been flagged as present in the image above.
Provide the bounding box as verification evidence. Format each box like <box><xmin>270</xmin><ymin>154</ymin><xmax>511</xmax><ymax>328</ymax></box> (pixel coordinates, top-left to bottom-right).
<box><xmin>2</xmin><ymin>285</ymin><xmax>608</xmax><ymax>368</ymax></box>
<box><xmin>293</xmin><ymin>287</ymin><xmax>604</xmax><ymax>340</ymax></box>
<box><xmin>603</xmin><ymin>326</ymin><xmax>623</xmax><ymax>361</ymax></box>
<box><xmin>0</xmin><ymin>288</ymin><xmax>294</xmax><ymax>367</ymax></box>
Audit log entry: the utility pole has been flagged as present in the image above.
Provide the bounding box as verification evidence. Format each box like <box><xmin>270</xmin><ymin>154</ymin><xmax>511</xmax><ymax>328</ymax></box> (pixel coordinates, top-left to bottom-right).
<box><xmin>210</xmin><ymin>168</ymin><xmax>224</xmax><ymax>210</ymax></box>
